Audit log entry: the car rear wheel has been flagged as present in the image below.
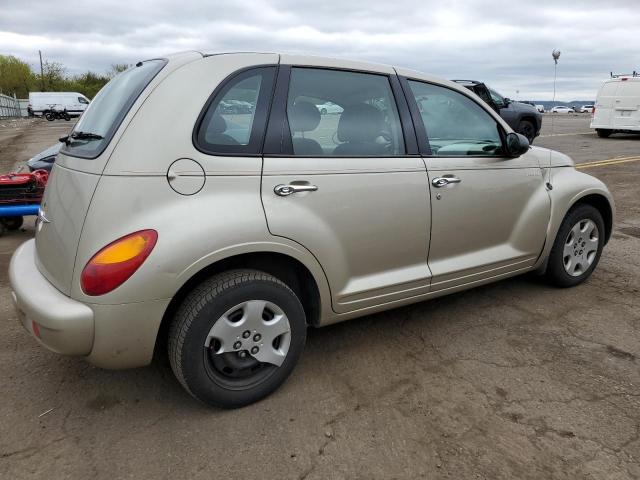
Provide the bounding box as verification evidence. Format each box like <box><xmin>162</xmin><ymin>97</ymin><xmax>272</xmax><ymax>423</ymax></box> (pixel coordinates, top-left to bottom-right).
<box><xmin>596</xmin><ymin>129</ymin><xmax>612</xmax><ymax>138</ymax></box>
<box><xmin>545</xmin><ymin>204</ymin><xmax>605</xmax><ymax>287</ymax></box>
<box><xmin>168</xmin><ymin>269</ymin><xmax>307</xmax><ymax>408</ymax></box>
<box><xmin>517</xmin><ymin>120</ymin><xmax>536</xmax><ymax>143</ymax></box>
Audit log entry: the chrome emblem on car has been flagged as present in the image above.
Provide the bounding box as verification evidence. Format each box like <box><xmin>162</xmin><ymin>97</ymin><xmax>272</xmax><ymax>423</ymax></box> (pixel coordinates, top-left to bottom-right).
<box><xmin>36</xmin><ymin>207</ymin><xmax>50</xmax><ymax>230</ymax></box>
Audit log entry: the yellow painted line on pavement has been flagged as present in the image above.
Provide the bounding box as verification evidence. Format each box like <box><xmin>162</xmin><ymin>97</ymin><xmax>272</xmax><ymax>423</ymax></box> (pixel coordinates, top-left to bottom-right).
<box><xmin>539</xmin><ymin>131</ymin><xmax>594</xmax><ymax>137</ymax></box>
<box><xmin>576</xmin><ymin>155</ymin><xmax>640</xmax><ymax>169</ymax></box>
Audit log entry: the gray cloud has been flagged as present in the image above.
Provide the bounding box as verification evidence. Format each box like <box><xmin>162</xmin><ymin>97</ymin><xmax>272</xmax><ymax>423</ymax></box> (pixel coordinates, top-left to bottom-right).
<box><xmin>1</xmin><ymin>0</ymin><xmax>639</xmax><ymax>100</ymax></box>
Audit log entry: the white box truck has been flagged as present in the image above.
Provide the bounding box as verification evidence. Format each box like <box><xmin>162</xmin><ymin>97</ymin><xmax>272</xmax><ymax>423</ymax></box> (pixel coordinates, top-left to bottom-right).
<box><xmin>591</xmin><ymin>73</ymin><xmax>640</xmax><ymax>137</ymax></box>
<box><xmin>28</xmin><ymin>92</ymin><xmax>90</xmax><ymax>117</ymax></box>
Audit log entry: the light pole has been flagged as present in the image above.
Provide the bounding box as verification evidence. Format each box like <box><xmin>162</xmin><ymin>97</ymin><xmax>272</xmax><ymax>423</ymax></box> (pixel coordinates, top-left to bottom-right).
<box><xmin>551</xmin><ymin>50</ymin><xmax>561</xmax><ymax>134</ymax></box>
<box><xmin>552</xmin><ymin>49</ymin><xmax>561</xmax><ymax>107</ymax></box>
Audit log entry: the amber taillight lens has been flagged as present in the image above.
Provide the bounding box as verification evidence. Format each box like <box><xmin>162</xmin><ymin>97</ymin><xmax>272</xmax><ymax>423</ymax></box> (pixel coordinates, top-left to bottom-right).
<box><xmin>80</xmin><ymin>230</ymin><xmax>157</xmax><ymax>296</ymax></box>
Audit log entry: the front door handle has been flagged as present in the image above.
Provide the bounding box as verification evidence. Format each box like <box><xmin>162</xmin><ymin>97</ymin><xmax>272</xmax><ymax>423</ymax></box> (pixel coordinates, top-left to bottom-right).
<box><xmin>274</xmin><ymin>183</ymin><xmax>318</xmax><ymax>196</ymax></box>
<box><xmin>432</xmin><ymin>176</ymin><xmax>462</xmax><ymax>188</ymax></box>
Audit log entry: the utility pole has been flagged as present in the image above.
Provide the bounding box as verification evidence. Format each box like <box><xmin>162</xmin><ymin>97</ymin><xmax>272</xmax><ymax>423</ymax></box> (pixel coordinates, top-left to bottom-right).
<box><xmin>39</xmin><ymin>50</ymin><xmax>45</xmax><ymax>91</ymax></box>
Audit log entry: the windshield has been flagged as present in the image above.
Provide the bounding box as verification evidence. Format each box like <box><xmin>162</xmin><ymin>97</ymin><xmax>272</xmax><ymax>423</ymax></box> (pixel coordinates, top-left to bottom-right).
<box><xmin>61</xmin><ymin>59</ymin><xmax>166</xmax><ymax>159</ymax></box>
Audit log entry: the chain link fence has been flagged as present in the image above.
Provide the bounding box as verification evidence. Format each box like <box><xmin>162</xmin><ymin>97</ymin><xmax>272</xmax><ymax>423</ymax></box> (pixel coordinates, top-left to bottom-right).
<box><xmin>0</xmin><ymin>93</ymin><xmax>22</xmax><ymax>119</ymax></box>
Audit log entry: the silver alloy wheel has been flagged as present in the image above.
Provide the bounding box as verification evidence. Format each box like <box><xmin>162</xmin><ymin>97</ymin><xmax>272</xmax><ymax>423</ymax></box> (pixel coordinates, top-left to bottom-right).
<box><xmin>563</xmin><ymin>219</ymin><xmax>599</xmax><ymax>277</ymax></box>
<box><xmin>205</xmin><ymin>300</ymin><xmax>291</xmax><ymax>367</ymax></box>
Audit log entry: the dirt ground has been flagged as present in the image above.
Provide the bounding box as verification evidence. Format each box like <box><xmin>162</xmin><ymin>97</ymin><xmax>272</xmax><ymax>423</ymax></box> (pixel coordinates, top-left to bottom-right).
<box><xmin>1</xmin><ymin>115</ymin><xmax>639</xmax><ymax>480</ymax></box>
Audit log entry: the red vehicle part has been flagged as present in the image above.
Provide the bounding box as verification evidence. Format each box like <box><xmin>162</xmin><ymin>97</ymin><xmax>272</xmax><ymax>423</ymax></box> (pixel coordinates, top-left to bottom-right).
<box><xmin>0</xmin><ymin>170</ymin><xmax>49</xmax><ymax>205</ymax></box>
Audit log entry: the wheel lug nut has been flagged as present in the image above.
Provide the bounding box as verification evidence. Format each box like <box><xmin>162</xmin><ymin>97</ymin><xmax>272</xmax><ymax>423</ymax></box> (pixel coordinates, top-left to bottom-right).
<box><xmin>238</xmin><ymin>351</ymin><xmax>247</xmax><ymax>358</ymax></box>
<box><xmin>253</xmin><ymin>333</ymin><xmax>262</xmax><ymax>342</ymax></box>
<box><xmin>242</xmin><ymin>330</ymin><xmax>251</xmax><ymax>339</ymax></box>
<box><xmin>233</xmin><ymin>341</ymin><xmax>242</xmax><ymax>349</ymax></box>
<box><xmin>251</xmin><ymin>346</ymin><xmax>259</xmax><ymax>354</ymax></box>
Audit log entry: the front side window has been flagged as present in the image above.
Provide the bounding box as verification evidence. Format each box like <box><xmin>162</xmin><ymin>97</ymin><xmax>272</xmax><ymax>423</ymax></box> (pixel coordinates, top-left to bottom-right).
<box><xmin>196</xmin><ymin>67</ymin><xmax>275</xmax><ymax>154</ymax></box>
<box><xmin>409</xmin><ymin>81</ymin><xmax>503</xmax><ymax>157</ymax></box>
<box><xmin>286</xmin><ymin>68</ymin><xmax>405</xmax><ymax>156</ymax></box>
<box><xmin>62</xmin><ymin>59</ymin><xmax>166</xmax><ymax>159</ymax></box>
<box><xmin>78</xmin><ymin>97</ymin><xmax>90</xmax><ymax>104</ymax></box>
<box><xmin>488</xmin><ymin>88</ymin><xmax>506</xmax><ymax>108</ymax></box>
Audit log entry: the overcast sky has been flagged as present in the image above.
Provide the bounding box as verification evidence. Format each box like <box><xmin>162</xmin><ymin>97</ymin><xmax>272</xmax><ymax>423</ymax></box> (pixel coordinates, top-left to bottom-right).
<box><xmin>1</xmin><ymin>0</ymin><xmax>639</xmax><ymax>100</ymax></box>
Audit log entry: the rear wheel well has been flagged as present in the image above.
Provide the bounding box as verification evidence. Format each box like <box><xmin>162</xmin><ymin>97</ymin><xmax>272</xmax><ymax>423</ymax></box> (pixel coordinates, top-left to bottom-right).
<box><xmin>573</xmin><ymin>194</ymin><xmax>613</xmax><ymax>244</ymax></box>
<box><xmin>154</xmin><ymin>252</ymin><xmax>322</xmax><ymax>360</ymax></box>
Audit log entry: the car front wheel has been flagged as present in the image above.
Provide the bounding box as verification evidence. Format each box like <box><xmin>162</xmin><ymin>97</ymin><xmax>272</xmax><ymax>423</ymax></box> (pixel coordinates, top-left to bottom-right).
<box><xmin>545</xmin><ymin>204</ymin><xmax>605</xmax><ymax>287</ymax></box>
<box><xmin>517</xmin><ymin>120</ymin><xmax>536</xmax><ymax>143</ymax></box>
<box><xmin>169</xmin><ymin>269</ymin><xmax>307</xmax><ymax>408</ymax></box>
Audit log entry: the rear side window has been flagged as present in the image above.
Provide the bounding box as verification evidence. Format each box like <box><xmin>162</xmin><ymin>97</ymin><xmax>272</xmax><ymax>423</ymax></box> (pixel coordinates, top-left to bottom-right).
<box><xmin>195</xmin><ymin>67</ymin><xmax>276</xmax><ymax>155</ymax></box>
<box><xmin>285</xmin><ymin>68</ymin><xmax>405</xmax><ymax>156</ymax></box>
<box><xmin>408</xmin><ymin>81</ymin><xmax>502</xmax><ymax>157</ymax></box>
<box><xmin>61</xmin><ymin>59</ymin><xmax>166</xmax><ymax>159</ymax></box>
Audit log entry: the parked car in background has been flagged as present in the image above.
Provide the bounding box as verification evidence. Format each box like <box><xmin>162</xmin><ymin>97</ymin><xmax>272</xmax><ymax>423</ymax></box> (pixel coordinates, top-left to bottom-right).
<box><xmin>26</xmin><ymin>143</ymin><xmax>60</xmax><ymax>172</ymax></box>
<box><xmin>315</xmin><ymin>101</ymin><xmax>343</xmax><ymax>115</ymax></box>
<box><xmin>591</xmin><ymin>74</ymin><xmax>640</xmax><ymax>137</ymax></box>
<box><xmin>10</xmin><ymin>52</ymin><xmax>614</xmax><ymax>408</ymax></box>
<box><xmin>551</xmin><ymin>106</ymin><xmax>575</xmax><ymax>114</ymax></box>
<box><xmin>452</xmin><ymin>80</ymin><xmax>542</xmax><ymax>143</ymax></box>
<box><xmin>551</xmin><ymin>105</ymin><xmax>576</xmax><ymax>113</ymax></box>
<box><xmin>535</xmin><ymin>104</ymin><xmax>545</xmax><ymax>113</ymax></box>
<box><xmin>28</xmin><ymin>92</ymin><xmax>90</xmax><ymax>117</ymax></box>
<box><xmin>580</xmin><ymin>105</ymin><xmax>595</xmax><ymax>113</ymax></box>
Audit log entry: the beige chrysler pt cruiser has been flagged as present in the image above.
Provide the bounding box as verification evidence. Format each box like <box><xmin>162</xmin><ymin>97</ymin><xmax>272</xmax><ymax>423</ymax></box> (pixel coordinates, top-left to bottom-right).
<box><xmin>9</xmin><ymin>52</ymin><xmax>614</xmax><ymax>407</ymax></box>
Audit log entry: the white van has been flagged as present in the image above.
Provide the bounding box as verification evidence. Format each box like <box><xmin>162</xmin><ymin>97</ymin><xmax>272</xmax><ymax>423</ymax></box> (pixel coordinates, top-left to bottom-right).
<box><xmin>28</xmin><ymin>92</ymin><xmax>90</xmax><ymax>117</ymax></box>
<box><xmin>591</xmin><ymin>75</ymin><xmax>640</xmax><ymax>137</ymax></box>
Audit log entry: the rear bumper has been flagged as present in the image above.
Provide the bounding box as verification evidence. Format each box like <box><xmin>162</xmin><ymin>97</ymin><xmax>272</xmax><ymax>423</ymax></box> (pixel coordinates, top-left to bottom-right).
<box><xmin>9</xmin><ymin>240</ymin><xmax>94</xmax><ymax>355</ymax></box>
<box><xmin>9</xmin><ymin>239</ymin><xmax>171</xmax><ymax>369</ymax></box>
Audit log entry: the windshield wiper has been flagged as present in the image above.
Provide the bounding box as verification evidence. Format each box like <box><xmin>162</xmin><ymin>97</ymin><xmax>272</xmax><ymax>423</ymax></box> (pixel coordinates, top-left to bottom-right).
<box><xmin>60</xmin><ymin>131</ymin><xmax>104</xmax><ymax>146</ymax></box>
<box><xmin>71</xmin><ymin>131</ymin><xmax>104</xmax><ymax>140</ymax></box>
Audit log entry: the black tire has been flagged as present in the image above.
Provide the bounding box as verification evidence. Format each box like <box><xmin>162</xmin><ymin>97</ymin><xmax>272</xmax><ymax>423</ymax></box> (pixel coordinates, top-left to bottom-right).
<box><xmin>596</xmin><ymin>129</ymin><xmax>612</xmax><ymax>138</ymax></box>
<box><xmin>321</xmin><ymin>108</ymin><xmax>327</xmax><ymax>115</ymax></box>
<box><xmin>517</xmin><ymin>120</ymin><xmax>536</xmax><ymax>143</ymax></box>
<box><xmin>45</xmin><ymin>112</ymin><xmax>55</xmax><ymax>121</ymax></box>
<box><xmin>545</xmin><ymin>204</ymin><xmax>605</xmax><ymax>288</ymax></box>
<box><xmin>168</xmin><ymin>269</ymin><xmax>307</xmax><ymax>408</ymax></box>
<box><xmin>1</xmin><ymin>216</ymin><xmax>23</xmax><ymax>231</ymax></box>
<box><xmin>63</xmin><ymin>113</ymin><xmax>70</xmax><ymax>121</ymax></box>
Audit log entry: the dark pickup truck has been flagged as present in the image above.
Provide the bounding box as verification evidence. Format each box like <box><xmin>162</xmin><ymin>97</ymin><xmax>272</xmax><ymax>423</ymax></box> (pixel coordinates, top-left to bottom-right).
<box><xmin>453</xmin><ymin>80</ymin><xmax>542</xmax><ymax>144</ymax></box>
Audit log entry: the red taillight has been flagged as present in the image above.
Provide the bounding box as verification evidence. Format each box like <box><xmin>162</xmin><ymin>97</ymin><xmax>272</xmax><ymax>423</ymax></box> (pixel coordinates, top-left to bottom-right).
<box><xmin>592</xmin><ymin>107</ymin><xmax>596</xmax><ymax>117</ymax></box>
<box><xmin>80</xmin><ymin>230</ymin><xmax>158</xmax><ymax>296</ymax></box>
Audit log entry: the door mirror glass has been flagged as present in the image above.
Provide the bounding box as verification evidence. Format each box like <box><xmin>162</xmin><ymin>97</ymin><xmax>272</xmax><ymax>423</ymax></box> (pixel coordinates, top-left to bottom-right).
<box><xmin>505</xmin><ymin>132</ymin><xmax>529</xmax><ymax>157</ymax></box>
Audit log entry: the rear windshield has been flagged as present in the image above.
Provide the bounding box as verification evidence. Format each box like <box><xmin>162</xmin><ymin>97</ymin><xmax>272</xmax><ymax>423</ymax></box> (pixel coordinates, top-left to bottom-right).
<box><xmin>61</xmin><ymin>59</ymin><xmax>166</xmax><ymax>159</ymax></box>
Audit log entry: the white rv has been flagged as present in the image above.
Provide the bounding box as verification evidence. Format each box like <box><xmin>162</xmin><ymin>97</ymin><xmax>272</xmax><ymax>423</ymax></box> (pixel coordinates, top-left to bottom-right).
<box><xmin>591</xmin><ymin>74</ymin><xmax>640</xmax><ymax>137</ymax></box>
<box><xmin>28</xmin><ymin>92</ymin><xmax>90</xmax><ymax>117</ymax></box>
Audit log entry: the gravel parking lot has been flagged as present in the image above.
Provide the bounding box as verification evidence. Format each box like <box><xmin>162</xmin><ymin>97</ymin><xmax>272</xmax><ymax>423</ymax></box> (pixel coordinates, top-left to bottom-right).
<box><xmin>1</xmin><ymin>115</ymin><xmax>639</xmax><ymax>480</ymax></box>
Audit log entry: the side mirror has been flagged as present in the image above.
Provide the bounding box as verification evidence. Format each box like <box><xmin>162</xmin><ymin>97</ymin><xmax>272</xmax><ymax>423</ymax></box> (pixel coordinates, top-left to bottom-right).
<box><xmin>505</xmin><ymin>132</ymin><xmax>530</xmax><ymax>157</ymax></box>
<box><xmin>503</xmin><ymin>97</ymin><xmax>512</xmax><ymax>105</ymax></box>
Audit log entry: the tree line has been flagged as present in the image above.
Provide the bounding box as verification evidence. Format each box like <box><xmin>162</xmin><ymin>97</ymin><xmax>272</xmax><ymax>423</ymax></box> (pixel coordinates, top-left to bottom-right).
<box><xmin>0</xmin><ymin>54</ymin><xmax>129</xmax><ymax>99</ymax></box>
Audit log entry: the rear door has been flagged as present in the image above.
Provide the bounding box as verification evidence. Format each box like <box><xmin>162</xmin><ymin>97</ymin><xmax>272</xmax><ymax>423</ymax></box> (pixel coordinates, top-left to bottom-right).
<box><xmin>401</xmin><ymin>77</ymin><xmax>550</xmax><ymax>291</ymax></box>
<box><xmin>593</xmin><ymin>80</ymin><xmax>619</xmax><ymax>127</ymax></box>
<box><xmin>612</xmin><ymin>79</ymin><xmax>640</xmax><ymax>129</ymax></box>
<box><xmin>261</xmin><ymin>65</ymin><xmax>432</xmax><ymax>313</ymax></box>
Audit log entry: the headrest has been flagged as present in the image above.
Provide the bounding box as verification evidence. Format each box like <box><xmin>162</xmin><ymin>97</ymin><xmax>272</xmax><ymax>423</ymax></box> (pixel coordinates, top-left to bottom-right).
<box><xmin>337</xmin><ymin>103</ymin><xmax>384</xmax><ymax>143</ymax></box>
<box><xmin>289</xmin><ymin>101</ymin><xmax>321</xmax><ymax>133</ymax></box>
<box><xmin>210</xmin><ymin>113</ymin><xmax>227</xmax><ymax>134</ymax></box>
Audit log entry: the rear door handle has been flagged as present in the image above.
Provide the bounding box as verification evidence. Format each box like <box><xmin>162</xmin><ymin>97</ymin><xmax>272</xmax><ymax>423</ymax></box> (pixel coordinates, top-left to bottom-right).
<box><xmin>274</xmin><ymin>184</ymin><xmax>318</xmax><ymax>196</ymax></box>
<box><xmin>432</xmin><ymin>176</ymin><xmax>461</xmax><ymax>188</ymax></box>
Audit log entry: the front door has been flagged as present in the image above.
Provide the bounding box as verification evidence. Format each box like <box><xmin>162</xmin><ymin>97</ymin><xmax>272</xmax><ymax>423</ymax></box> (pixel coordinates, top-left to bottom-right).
<box><xmin>261</xmin><ymin>67</ymin><xmax>432</xmax><ymax>313</ymax></box>
<box><xmin>404</xmin><ymin>79</ymin><xmax>550</xmax><ymax>291</ymax></box>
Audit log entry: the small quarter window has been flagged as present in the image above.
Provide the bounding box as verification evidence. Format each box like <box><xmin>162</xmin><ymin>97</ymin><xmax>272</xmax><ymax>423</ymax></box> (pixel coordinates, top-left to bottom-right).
<box><xmin>196</xmin><ymin>67</ymin><xmax>276</xmax><ymax>155</ymax></box>
<box><xmin>408</xmin><ymin>81</ymin><xmax>503</xmax><ymax>157</ymax></box>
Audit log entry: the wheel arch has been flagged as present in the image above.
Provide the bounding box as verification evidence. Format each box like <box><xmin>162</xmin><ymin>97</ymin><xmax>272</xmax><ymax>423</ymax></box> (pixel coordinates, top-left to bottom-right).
<box><xmin>154</xmin><ymin>247</ymin><xmax>329</xmax><ymax>360</ymax></box>
<box><xmin>569</xmin><ymin>193</ymin><xmax>613</xmax><ymax>244</ymax></box>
